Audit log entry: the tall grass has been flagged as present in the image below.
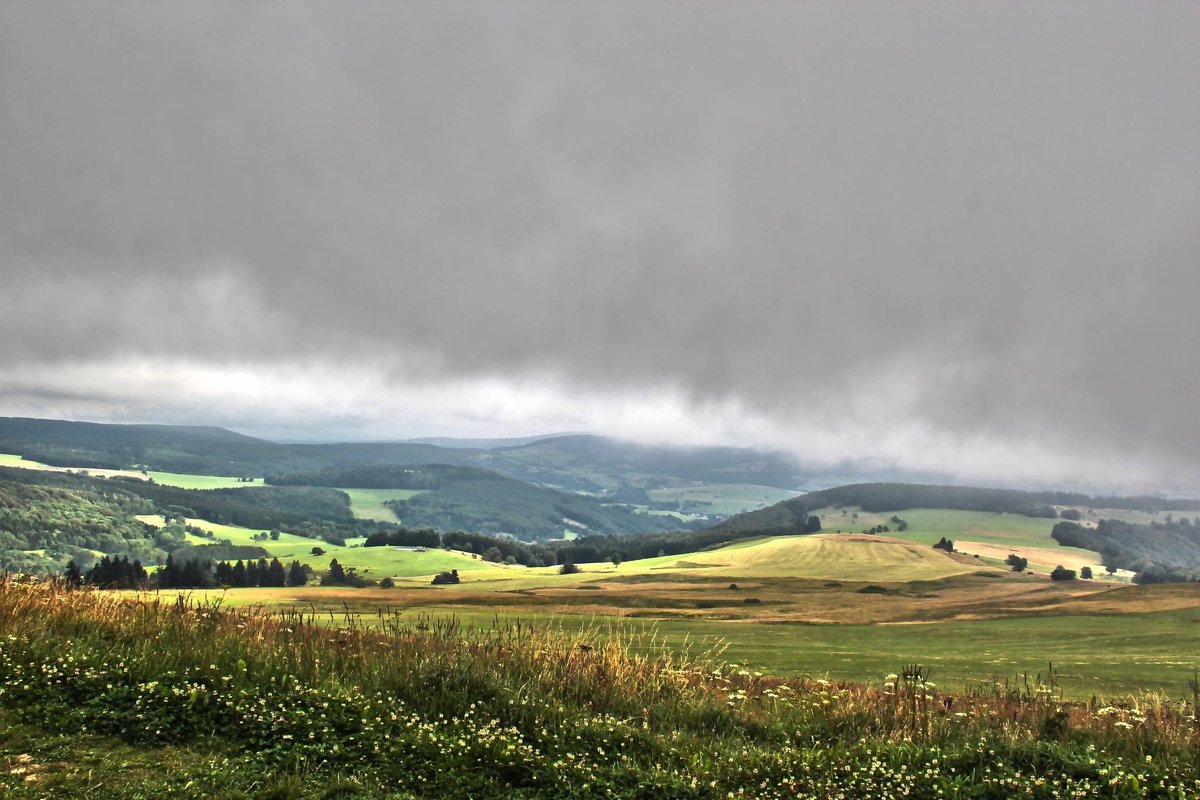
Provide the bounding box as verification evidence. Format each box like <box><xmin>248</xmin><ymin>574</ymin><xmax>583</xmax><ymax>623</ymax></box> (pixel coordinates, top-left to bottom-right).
<box><xmin>1</xmin><ymin>576</ymin><xmax>1198</xmax><ymax>798</ymax></box>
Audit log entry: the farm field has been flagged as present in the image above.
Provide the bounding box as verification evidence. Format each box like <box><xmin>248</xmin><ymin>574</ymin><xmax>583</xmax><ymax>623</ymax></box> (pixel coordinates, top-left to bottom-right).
<box><xmin>819</xmin><ymin>507</ymin><xmax>1131</xmax><ymax>579</ymax></box>
<box><xmin>145</xmin><ymin>471</ymin><xmax>264</xmax><ymax>489</ymax></box>
<box><xmin>0</xmin><ymin>453</ymin><xmax>264</xmax><ymax>489</ymax></box>
<box><xmin>136</xmin><ymin>514</ymin><xmax>497</xmax><ymax>578</ymax></box>
<box><xmin>341</xmin><ymin>487</ymin><xmax>425</xmax><ymax>522</ymax></box>
<box><xmin>0</xmin><ymin>453</ymin><xmax>147</xmax><ymax>481</ymax></box>
<box><xmin>137</xmin><ymin>524</ymin><xmax>1200</xmax><ymax>697</ymax></box>
<box><xmin>646</xmin><ymin>483</ymin><xmax>801</xmax><ymax>517</ymax></box>
<box><xmin>153</xmin><ymin>580</ymin><xmax>1200</xmax><ymax>697</ymax></box>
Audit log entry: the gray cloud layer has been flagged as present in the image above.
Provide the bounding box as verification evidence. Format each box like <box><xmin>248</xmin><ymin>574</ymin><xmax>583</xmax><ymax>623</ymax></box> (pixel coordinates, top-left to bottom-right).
<box><xmin>2</xmin><ymin>2</ymin><xmax>1198</xmax><ymax>489</ymax></box>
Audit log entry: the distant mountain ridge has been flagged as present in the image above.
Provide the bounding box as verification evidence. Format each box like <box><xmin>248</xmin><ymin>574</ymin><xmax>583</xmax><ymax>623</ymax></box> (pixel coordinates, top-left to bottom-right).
<box><xmin>0</xmin><ymin>417</ymin><xmax>807</xmax><ymax>492</ymax></box>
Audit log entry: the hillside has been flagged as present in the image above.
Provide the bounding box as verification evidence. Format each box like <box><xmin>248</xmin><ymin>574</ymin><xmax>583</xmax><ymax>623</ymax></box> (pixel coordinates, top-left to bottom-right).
<box><xmin>1053</xmin><ymin>518</ymin><xmax>1200</xmax><ymax>579</ymax></box>
<box><xmin>268</xmin><ymin>463</ymin><xmax>676</xmax><ymax>539</ymax></box>
<box><xmin>0</xmin><ymin>473</ymin><xmax>162</xmax><ymax>572</ymax></box>
<box><xmin>708</xmin><ymin>482</ymin><xmax>1200</xmax><ymax>537</ymax></box>
<box><xmin>0</xmin><ymin>419</ymin><xmax>805</xmax><ymax>500</ymax></box>
<box><xmin>477</xmin><ymin>434</ymin><xmax>805</xmax><ymax>492</ymax></box>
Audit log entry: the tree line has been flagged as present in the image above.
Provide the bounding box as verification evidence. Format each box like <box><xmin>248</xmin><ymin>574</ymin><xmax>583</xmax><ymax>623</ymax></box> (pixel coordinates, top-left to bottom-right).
<box><xmin>64</xmin><ymin>554</ymin><xmax>310</xmax><ymax>589</ymax></box>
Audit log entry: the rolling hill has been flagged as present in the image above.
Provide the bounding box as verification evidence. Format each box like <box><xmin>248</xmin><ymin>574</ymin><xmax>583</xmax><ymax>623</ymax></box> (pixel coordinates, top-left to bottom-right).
<box><xmin>0</xmin><ymin>418</ymin><xmax>806</xmax><ymax>497</ymax></box>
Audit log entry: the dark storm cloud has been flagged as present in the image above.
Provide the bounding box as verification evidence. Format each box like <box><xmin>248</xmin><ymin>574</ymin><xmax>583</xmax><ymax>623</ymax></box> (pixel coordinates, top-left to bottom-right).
<box><xmin>1</xmin><ymin>2</ymin><xmax>1198</xmax><ymax>488</ymax></box>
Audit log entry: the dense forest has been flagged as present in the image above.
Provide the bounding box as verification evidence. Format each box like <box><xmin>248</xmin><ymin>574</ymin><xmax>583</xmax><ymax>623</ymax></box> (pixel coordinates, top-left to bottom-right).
<box><xmin>0</xmin><ymin>472</ymin><xmax>165</xmax><ymax>573</ymax></box>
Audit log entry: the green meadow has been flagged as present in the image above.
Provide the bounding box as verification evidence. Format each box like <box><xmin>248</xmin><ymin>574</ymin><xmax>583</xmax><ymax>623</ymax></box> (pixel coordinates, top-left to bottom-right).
<box><xmin>647</xmin><ymin>483</ymin><xmax>800</xmax><ymax>517</ymax></box>
<box><xmin>341</xmin><ymin>487</ymin><xmax>425</xmax><ymax>522</ymax></box>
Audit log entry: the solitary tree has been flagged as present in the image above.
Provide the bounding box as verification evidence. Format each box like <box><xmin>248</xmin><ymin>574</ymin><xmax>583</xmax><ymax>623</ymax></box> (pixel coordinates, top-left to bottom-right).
<box><xmin>1005</xmin><ymin>554</ymin><xmax>1029</xmax><ymax>573</ymax></box>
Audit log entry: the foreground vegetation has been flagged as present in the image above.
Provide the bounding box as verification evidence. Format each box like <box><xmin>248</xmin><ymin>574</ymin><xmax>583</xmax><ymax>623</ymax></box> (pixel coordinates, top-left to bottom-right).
<box><xmin>2</xmin><ymin>578</ymin><xmax>1199</xmax><ymax>798</ymax></box>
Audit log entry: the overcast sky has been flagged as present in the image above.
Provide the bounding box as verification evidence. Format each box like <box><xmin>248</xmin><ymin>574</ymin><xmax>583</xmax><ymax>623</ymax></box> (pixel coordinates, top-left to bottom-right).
<box><xmin>2</xmin><ymin>1</ymin><xmax>1198</xmax><ymax>491</ymax></box>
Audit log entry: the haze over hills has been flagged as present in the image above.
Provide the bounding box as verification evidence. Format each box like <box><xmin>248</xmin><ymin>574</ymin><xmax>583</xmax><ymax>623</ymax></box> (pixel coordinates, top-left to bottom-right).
<box><xmin>0</xmin><ymin>417</ymin><xmax>811</xmax><ymax>493</ymax></box>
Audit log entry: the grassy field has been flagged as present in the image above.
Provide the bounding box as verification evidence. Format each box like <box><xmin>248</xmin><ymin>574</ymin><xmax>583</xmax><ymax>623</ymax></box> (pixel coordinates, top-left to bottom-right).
<box><xmin>0</xmin><ymin>452</ymin><xmax>268</xmax><ymax>490</ymax></box>
<box><xmin>145</xmin><ymin>472</ymin><xmax>264</xmax><ymax>489</ymax></box>
<box><xmin>647</xmin><ymin>483</ymin><xmax>800</xmax><ymax>517</ymax></box>
<box><xmin>0</xmin><ymin>453</ymin><xmax>147</xmax><ymax>481</ymax></box>
<box><xmin>117</xmin><ymin>505</ymin><xmax>1200</xmax><ymax>698</ymax></box>
<box><xmin>149</xmin><ymin>585</ymin><xmax>1200</xmax><ymax>697</ymax></box>
<box><xmin>818</xmin><ymin>507</ymin><xmax>1128</xmax><ymax>578</ymax></box>
<box><xmin>340</xmin><ymin>487</ymin><xmax>425</xmax><ymax>522</ymax></box>
<box><xmin>8</xmin><ymin>577</ymin><xmax>1199</xmax><ymax>798</ymax></box>
<box><xmin>137</xmin><ymin>514</ymin><xmax>499</xmax><ymax>578</ymax></box>
<box><xmin>130</xmin><ymin>522</ymin><xmax>1200</xmax><ymax>697</ymax></box>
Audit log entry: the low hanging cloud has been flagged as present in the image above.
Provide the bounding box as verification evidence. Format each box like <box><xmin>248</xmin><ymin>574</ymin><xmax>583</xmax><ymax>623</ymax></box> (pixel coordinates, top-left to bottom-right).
<box><xmin>1</xmin><ymin>2</ymin><xmax>1198</xmax><ymax>491</ymax></box>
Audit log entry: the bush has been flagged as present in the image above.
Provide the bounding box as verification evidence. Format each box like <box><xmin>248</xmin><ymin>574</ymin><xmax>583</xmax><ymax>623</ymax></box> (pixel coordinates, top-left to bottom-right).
<box><xmin>1005</xmin><ymin>554</ymin><xmax>1028</xmax><ymax>572</ymax></box>
<box><xmin>379</xmin><ymin>577</ymin><xmax>395</xmax><ymax>588</ymax></box>
<box><xmin>1050</xmin><ymin>565</ymin><xmax>1077</xmax><ymax>581</ymax></box>
<box><xmin>559</xmin><ymin>562</ymin><xmax>580</xmax><ymax>575</ymax></box>
<box><xmin>431</xmin><ymin>569</ymin><xmax>460</xmax><ymax>585</ymax></box>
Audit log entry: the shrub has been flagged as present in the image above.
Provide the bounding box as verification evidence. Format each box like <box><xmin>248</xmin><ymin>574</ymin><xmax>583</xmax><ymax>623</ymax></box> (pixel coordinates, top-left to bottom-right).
<box><xmin>1050</xmin><ymin>565</ymin><xmax>1076</xmax><ymax>581</ymax></box>
<box><xmin>1005</xmin><ymin>554</ymin><xmax>1028</xmax><ymax>572</ymax></box>
<box><xmin>559</xmin><ymin>561</ymin><xmax>580</xmax><ymax>575</ymax></box>
<box><xmin>431</xmin><ymin>569</ymin><xmax>460</xmax><ymax>585</ymax></box>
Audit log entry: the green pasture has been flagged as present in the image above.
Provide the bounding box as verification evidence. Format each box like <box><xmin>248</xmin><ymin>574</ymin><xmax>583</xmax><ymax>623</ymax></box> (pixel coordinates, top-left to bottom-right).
<box><xmin>340</xmin><ymin>488</ymin><xmax>425</xmax><ymax>522</ymax></box>
<box><xmin>146</xmin><ymin>472</ymin><xmax>264</xmax><ymax>489</ymax></box>
<box><xmin>647</xmin><ymin>484</ymin><xmax>800</xmax><ymax>517</ymax></box>
<box><xmin>163</xmin><ymin>589</ymin><xmax>1200</xmax><ymax>698</ymax></box>
<box><xmin>137</xmin><ymin>515</ymin><xmax>496</xmax><ymax>578</ymax></box>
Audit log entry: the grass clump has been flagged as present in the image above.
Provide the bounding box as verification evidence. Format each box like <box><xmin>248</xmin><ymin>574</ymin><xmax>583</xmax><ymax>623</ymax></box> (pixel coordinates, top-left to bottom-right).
<box><xmin>1</xmin><ymin>577</ymin><xmax>1199</xmax><ymax>798</ymax></box>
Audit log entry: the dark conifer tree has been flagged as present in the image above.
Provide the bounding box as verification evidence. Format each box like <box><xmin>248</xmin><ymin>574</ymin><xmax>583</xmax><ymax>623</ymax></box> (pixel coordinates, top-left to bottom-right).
<box><xmin>267</xmin><ymin>558</ymin><xmax>287</xmax><ymax>587</ymax></box>
<box><xmin>287</xmin><ymin>560</ymin><xmax>307</xmax><ymax>587</ymax></box>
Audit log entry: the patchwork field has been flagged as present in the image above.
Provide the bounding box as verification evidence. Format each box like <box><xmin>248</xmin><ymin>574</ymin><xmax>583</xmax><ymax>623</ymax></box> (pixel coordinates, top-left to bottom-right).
<box><xmin>818</xmin><ymin>507</ymin><xmax>1132</xmax><ymax>579</ymax></box>
<box><xmin>646</xmin><ymin>483</ymin><xmax>801</xmax><ymax>517</ymax></box>
<box><xmin>133</xmin><ymin>519</ymin><xmax>1200</xmax><ymax>697</ymax></box>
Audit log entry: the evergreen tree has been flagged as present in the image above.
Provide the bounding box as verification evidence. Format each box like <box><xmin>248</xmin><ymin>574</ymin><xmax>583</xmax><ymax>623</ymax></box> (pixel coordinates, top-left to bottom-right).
<box><xmin>267</xmin><ymin>558</ymin><xmax>287</xmax><ymax>587</ymax></box>
<box><xmin>232</xmin><ymin>560</ymin><xmax>247</xmax><ymax>587</ymax></box>
<box><xmin>325</xmin><ymin>558</ymin><xmax>347</xmax><ymax>585</ymax></box>
<box><xmin>287</xmin><ymin>560</ymin><xmax>307</xmax><ymax>587</ymax></box>
<box><xmin>64</xmin><ymin>559</ymin><xmax>83</xmax><ymax>587</ymax></box>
